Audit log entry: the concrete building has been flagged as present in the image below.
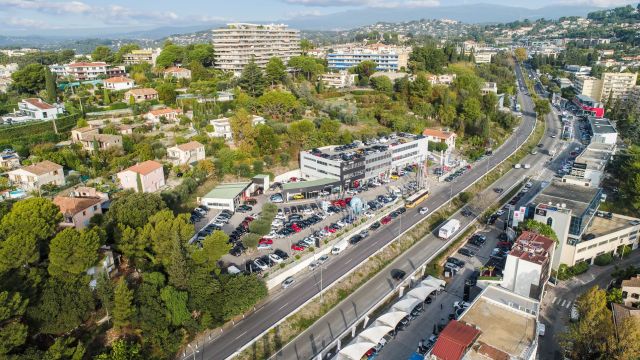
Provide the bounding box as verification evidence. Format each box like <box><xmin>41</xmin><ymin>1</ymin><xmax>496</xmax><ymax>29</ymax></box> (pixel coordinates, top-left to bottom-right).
<box><xmin>167</xmin><ymin>141</ymin><xmax>205</xmax><ymax>166</ymax></box>
<box><xmin>199</xmin><ymin>182</ymin><xmax>254</xmax><ymax>211</ymax></box>
<box><xmin>124</xmin><ymin>88</ymin><xmax>159</xmax><ymax>103</ymax></box>
<box><xmin>53</xmin><ymin>187</ymin><xmax>108</xmax><ymax>229</ymax></box>
<box><xmin>502</xmin><ymin>231</ymin><xmax>555</xmax><ymax>299</ymax></box>
<box><xmin>208</xmin><ymin>115</ymin><xmax>265</xmax><ymax>140</ymax></box>
<box><xmin>422</xmin><ymin>128</ymin><xmax>457</xmax><ymax>151</ymax></box>
<box><xmin>300</xmin><ymin>133</ymin><xmax>428</xmax><ymax>188</ymax></box>
<box><xmin>588</xmin><ymin>117</ymin><xmax>618</xmax><ymax>145</ymax></box>
<box><xmin>474</xmin><ymin>50</ymin><xmax>497</xmax><ymax>64</ymax></box>
<box><xmin>1</xmin><ymin>98</ymin><xmax>65</xmax><ymax>124</ymax></box>
<box><xmin>164</xmin><ymin>66</ymin><xmax>192</xmax><ymax>80</ymax></box>
<box><xmin>116</xmin><ymin>160</ymin><xmax>165</xmax><ymax>193</ymax></box>
<box><xmin>212</xmin><ymin>23</ymin><xmax>300</xmax><ymax>75</ymax></box>
<box><xmin>429</xmin><ymin>286</ymin><xmax>539</xmax><ymax>360</ymax></box>
<box><xmin>565</xmin><ymin>65</ymin><xmax>592</xmax><ymax>76</ymax></box>
<box><xmin>8</xmin><ymin>160</ymin><xmax>65</xmax><ymax>192</ymax></box>
<box><xmin>51</xmin><ymin>62</ymin><xmax>126</xmax><ymax>81</ymax></box>
<box><xmin>600</xmin><ymin>72</ymin><xmax>638</xmax><ymax>102</ymax></box>
<box><xmin>103</xmin><ymin>76</ymin><xmax>135</xmax><ymax>91</ymax></box>
<box><xmin>575</xmin><ymin>75</ymin><xmax>602</xmax><ymax>100</ymax></box>
<box><xmin>144</xmin><ymin>108</ymin><xmax>181</xmax><ymax>123</ymax></box>
<box><xmin>71</xmin><ymin>127</ymin><xmax>123</xmax><ymax>153</ymax></box>
<box><xmin>122</xmin><ymin>48</ymin><xmax>161</xmax><ymax>65</ymax></box>
<box><xmin>327</xmin><ymin>46</ymin><xmax>410</xmax><ymax>72</ymax></box>
<box><xmin>481</xmin><ymin>82</ymin><xmax>498</xmax><ymax>95</ymax></box>
<box><xmin>622</xmin><ymin>276</ymin><xmax>640</xmax><ymax>307</ymax></box>
<box><xmin>320</xmin><ymin>71</ymin><xmax>356</xmax><ymax>88</ymax></box>
<box><xmin>563</xmin><ymin>142</ymin><xmax>614</xmax><ymax>187</ymax></box>
<box><xmin>427</xmin><ymin>73</ymin><xmax>456</xmax><ymax>85</ymax></box>
<box><xmin>0</xmin><ymin>149</ymin><xmax>20</xmax><ymax>170</ymax></box>
<box><xmin>572</xmin><ymin>94</ymin><xmax>605</xmax><ymax>118</ymax></box>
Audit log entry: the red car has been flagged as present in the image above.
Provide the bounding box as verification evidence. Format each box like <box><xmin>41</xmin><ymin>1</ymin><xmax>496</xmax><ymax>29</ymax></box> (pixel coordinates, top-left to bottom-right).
<box><xmin>259</xmin><ymin>238</ymin><xmax>273</xmax><ymax>245</ymax></box>
<box><xmin>291</xmin><ymin>244</ymin><xmax>304</xmax><ymax>251</ymax></box>
<box><xmin>365</xmin><ymin>348</ymin><xmax>376</xmax><ymax>357</ymax></box>
<box><xmin>292</xmin><ymin>224</ymin><xmax>301</xmax><ymax>232</ymax></box>
<box><xmin>325</xmin><ymin>226</ymin><xmax>336</xmax><ymax>233</ymax></box>
<box><xmin>381</xmin><ymin>216</ymin><xmax>392</xmax><ymax>225</ymax></box>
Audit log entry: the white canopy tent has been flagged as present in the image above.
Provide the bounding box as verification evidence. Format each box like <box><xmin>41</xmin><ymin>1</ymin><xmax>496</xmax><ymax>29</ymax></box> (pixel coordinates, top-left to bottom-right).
<box><xmin>356</xmin><ymin>325</ymin><xmax>394</xmax><ymax>344</ymax></box>
<box><xmin>406</xmin><ymin>285</ymin><xmax>436</xmax><ymax>302</ymax></box>
<box><xmin>392</xmin><ymin>298</ymin><xmax>422</xmax><ymax>313</ymax></box>
<box><xmin>337</xmin><ymin>341</ymin><xmax>377</xmax><ymax>360</ymax></box>
<box><xmin>422</xmin><ymin>276</ymin><xmax>446</xmax><ymax>289</ymax></box>
<box><xmin>374</xmin><ymin>311</ymin><xmax>408</xmax><ymax>328</ymax></box>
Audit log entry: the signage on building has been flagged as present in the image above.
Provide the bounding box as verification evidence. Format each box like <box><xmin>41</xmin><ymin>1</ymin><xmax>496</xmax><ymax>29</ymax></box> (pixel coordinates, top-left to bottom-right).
<box><xmin>536</xmin><ymin>208</ymin><xmax>547</xmax><ymax>217</ymax></box>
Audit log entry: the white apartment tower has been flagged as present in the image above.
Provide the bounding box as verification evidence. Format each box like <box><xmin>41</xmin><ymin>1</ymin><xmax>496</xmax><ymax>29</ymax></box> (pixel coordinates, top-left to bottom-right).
<box><xmin>212</xmin><ymin>23</ymin><xmax>301</xmax><ymax>75</ymax></box>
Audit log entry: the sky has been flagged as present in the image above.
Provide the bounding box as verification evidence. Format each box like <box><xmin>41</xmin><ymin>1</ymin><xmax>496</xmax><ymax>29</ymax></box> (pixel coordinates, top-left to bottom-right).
<box><xmin>0</xmin><ymin>0</ymin><xmax>637</xmax><ymax>35</ymax></box>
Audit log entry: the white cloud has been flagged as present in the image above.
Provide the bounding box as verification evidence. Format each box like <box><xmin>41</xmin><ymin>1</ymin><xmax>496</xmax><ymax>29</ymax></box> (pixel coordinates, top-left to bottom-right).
<box><xmin>555</xmin><ymin>0</ymin><xmax>637</xmax><ymax>6</ymax></box>
<box><xmin>282</xmin><ymin>0</ymin><xmax>439</xmax><ymax>7</ymax></box>
<box><xmin>4</xmin><ymin>16</ymin><xmax>61</xmax><ymax>29</ymax></box>
<box><xmin>0</xmin><ymin>0</ymin><xmax>93</xmax><ymax>14</ymax></box>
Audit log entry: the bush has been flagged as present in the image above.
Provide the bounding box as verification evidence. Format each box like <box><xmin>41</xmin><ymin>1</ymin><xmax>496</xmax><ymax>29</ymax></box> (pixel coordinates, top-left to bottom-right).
<box><xmin>594</xmin><ymin>253</ymin><xmax>614</xmax><ymax>266</ymax></box>
<box><xmin>243</xmin><ymin>233</ymin><xmax>260</xmax><ymax>248</ymax></box>
<box><xmin>458</xmin><ymin>192</ymin><xmax>472</xmax><ymax>204</ymax></box>
<box><xmin>248</xmin><ymin>219</ymin><xmax>271</xmax><ymax>236</ymax></box>
<box><xmin>558</xmin><ymin>261</ymin><xmax>591</xmax><ymax>280</ymax></box>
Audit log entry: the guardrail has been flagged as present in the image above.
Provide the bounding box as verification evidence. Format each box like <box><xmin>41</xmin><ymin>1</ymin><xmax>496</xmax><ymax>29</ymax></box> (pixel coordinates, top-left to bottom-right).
<box><xmin>219</xmin><ymin>80</ymin><xmax>538</xmax><ymax>360</ymax></box>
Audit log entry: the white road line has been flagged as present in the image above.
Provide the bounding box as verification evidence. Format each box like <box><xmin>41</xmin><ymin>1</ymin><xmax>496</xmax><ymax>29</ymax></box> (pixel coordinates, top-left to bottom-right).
<box><xmin>560</xmin><ymin>299</ymin><xmax>567</xmax><ymax>307</ymax></box>
<box><xmin>552</xmin><ymin>296</ymin><xmax>557</xmax><ymax>304</ymax></box>
<box><xmin>235</xmin><ymin>331</ymin><xmax>248</xmax><ymax>340</ymax></box>
<box><xmin>565</xmin><ymin>301</ymin><xmax>572</xmax><ymax>309</ymax></box>
<box><xmin>278</xmin><ymin>302</ymin><xmax>289</xmax><ymax>311</ymax></box>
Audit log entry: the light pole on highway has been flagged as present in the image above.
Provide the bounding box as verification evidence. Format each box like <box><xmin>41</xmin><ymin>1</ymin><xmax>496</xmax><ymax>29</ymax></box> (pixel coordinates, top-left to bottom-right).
<box><xmin>187</xmin><ymin>344</ymin><xmax>198</xmax><ymax>360</ymax></box>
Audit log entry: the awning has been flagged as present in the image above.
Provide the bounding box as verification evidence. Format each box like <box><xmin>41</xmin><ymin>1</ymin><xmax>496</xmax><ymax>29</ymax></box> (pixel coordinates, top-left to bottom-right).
<box><xmin>337</xmin><ymin>342</ymin><xmax>377</xmax><ymax>360</ymax></box>
<box><xmin>375</xmin><ymin>311</ymin><xmax>409</xmax><ymax>328</ymax></box>
<box><xmin>392</xmin><ymin>298</ymin><xmax>422</xmax><ymax>313</ymax></box>
<box><xmin>406</xmin><ymin>286</ymin><xmax>436</xmax><ymax>302</ymax></box>
<box><xmin>356</xmin><ymin>325</ymin><xmax>394</xmax><ymax>344</ymax></box>
<box><xmin>422</xmin><ymin>276</ymin><xmax>446</xmax><ymax>289</ymax></box>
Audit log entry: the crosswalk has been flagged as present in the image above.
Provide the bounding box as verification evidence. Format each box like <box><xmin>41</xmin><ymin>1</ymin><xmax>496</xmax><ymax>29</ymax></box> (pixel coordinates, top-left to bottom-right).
<box><xmin>551</xmin><ymin>296</ymin><xmax>573</xmax><ymax>309</ymax></box>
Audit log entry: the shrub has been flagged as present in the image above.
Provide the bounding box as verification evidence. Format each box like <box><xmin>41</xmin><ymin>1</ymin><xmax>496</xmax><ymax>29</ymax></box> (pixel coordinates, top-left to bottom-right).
<box><xmin>594</xmin><ymin>253</ymin><xmax>614</xmax><ymax>266</ymax></box>
<box><xmin>243</xmin><ymin>233</ymin><xmax>260</xmax><ymax>248</ymax></box>
<box><xmin>248</xmin><ymin>219</ymin><xmax>271</xmax><ymax>236</ymax></box>
<box><xmin>458</xmin><ymin>192</ymin><xmax>472</xmax><ymax>204</ymax></box>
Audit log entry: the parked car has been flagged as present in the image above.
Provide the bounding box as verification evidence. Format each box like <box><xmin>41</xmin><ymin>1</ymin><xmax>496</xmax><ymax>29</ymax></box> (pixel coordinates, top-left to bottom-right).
<box><xmin>457</xmin><ymin>248</ymin><xmax>475</xmax><ymax>257</ymax></box>
<box><xmin>447</xmin><ymin>257</ymin><xmax>465</xmax><ymax>267</ymax></box>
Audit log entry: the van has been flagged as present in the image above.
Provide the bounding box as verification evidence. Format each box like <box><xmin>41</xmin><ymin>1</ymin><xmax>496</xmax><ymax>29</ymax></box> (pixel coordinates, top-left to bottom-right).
<box><xmin>331</xmin><ymin>240</ymin><xmax>349</xmax><ymax>255</ymax></box>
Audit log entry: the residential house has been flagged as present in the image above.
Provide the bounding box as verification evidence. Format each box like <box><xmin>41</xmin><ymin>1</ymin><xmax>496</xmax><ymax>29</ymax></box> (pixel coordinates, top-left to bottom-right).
<box><xmin>1</xmin><ymin>98</ymin><xmax>65</xmax><ymax>124</ymax></box>
<box><xmin>0</xmin><ymin>149</ymin><xmax>20</xmax><ymax>169</ymax></box>
<box><xmin>87</xmin><ymin>245</ymin><xmax>119</xmax><ymax>289</ymax></box>
<box><xmin>8</xmin><ymin>160</ymin><xmax>65</xmax><ymax>192</ymax></box>
<box><xmin>145</xmin><ymin>108</ymin><xmax>181</xmax><ymax>123</ymax></box>
<box><xmin>103</xmin><ymin>76</ymin><xmax>135</xmax><ymax>91</ymax></box>
<box><xmin>117</xmin><ymin>160</ymin><xmax>165</xmax><ymax>193</ymax></box>
<box><xmin>423</xmin><ymin>128</ymin><xmax>457</xmax><ymax>151</ymax></box>
<box><xmin>320</xmin><ymin>71</ymin><xmax>356</xmax><ymax>88</ymax></box>
<box><xmin>167</xmin><ymin>141</ymin><xmax>206</xmax><ymax>165</ymax></box>
<box><xmin>427</xmin><ymin>73</ymin><xmax>456</xmax><ymax>85</ymax></box>
<box><xmin>71</xmin><ymin>127</ymin><xmax>123</xmax><ymax>152</ymax></box>
<box><xmin>481</xmin><ymin>82</ymin><xmax>498</xmax><ymax>95</ymax></box>
<box><xmin>622</xmin><ymin>275</ymin><xmax>640</xmax><ymax>307</ymax></box>
<box><xmin>0</xmin><ymin>63</ymin><xmax>18</xmax><ymax>78</ymax></box>
<box><xmin>164</xmin><ymin>67</ymin><xmax>192</xmax><ymax>79</ymax></box>
<box><xmin>116</xmin><ymin>124</ymin><xmax>134</xmax><ymax>135</ymax></box>
<box><xmin>208</xmin><ymin>115</ymin><xmax>265</xmax><ymax>140</ymax></box>
<box><xmin>54</xmin><ymin>62</ymin><xmax>126</xmax><ymax>81</ymax></box>
<box><xmin>53</xmin><ymin>187</ymin><xmax>108</xmax><ymax>229</ymax></box>
<box><xmin>124</xmin><ymin>88</ymin><xmax>159</xmax><ymax>103</ymax></box>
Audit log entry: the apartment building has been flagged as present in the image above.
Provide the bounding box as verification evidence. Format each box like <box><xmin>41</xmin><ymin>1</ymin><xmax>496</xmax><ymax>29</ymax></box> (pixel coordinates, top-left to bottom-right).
<box><xmin>474</xmin><ymin>50</ymin><xmax>497</xmax><ymax>64</ymax></box>
<box><xmin>575</xmin><ymin>75</ymin><xmax>602</xmax><ymax>100</ymax></box>
<box><xmin>575</xmin><ymin>72</ymin><xmax>638</xmax><ymax>102</ymax></box>
<box><xmin>320</xmin><ymin>71</ymin><xmax>356</xmax><ymax>88</ymax></box>
<box><xmin>208</xmin><ymin>115</ymin><xmax>265</xmax><ymax>140</ymax></box>
<box><xmin>8</xmin><ymin>160</ymin><xmax>65</xmax><ymax>192</ymax></box>
<box><xmin>212</xmin><ymin>23</ymin><xmax>300</xmax><ymax>75</ymax></box>
<box><xmin>167</xmin><ymin>141</ymin><xmax>205</xmax><ymax>166</ymax></box>
<box><xmin>122</xmin><ymin>48</ymin><xmax>161</xmax><ymax>66</ymax></box>
<box><xmin>50</xmin><ymin>62</ymin><xmax>126</xmax><ymax>81</ymax></box>
<box><xmin>300</xmin><ymin>133</ymin><xmax>428</xmax><ymax>188</ymax></box>
<box><xmin>327</xmin><ymin>46</ymin><xmax>410</xmax><ymax>72</ymax></box>
<box><xmin>71</xmin><ymin>127</ymin><xmax>123</xmax><ymax>153</ymax></box>
<box><xmin>622</xmin><ymin>276</ymin><xmax>640</xmax><ymax>307</ymax></box>
<box><xmin>116</xmin><ymin>160</ymin><xmax>165</xmax><ymax>193</ymax></box>
<box><xmin>502</xmin><ymin>231</ymin><xmax>555</xmax><ymax>299</ymax></box>
<box><xmin>565</xmin><ymin>65</ymin><xmax>592</xmax><ymax>76</ymax></box>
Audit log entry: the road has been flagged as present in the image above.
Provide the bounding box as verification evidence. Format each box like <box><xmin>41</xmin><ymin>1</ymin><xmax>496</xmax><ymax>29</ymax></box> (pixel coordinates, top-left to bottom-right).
<box><xmin>197</xmin><ymin>63</ymin><xmax>539</xmax><ymax>360</ymax></box>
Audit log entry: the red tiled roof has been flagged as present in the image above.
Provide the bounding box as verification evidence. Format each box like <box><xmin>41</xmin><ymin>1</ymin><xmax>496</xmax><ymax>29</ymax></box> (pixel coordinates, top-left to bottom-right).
<box><xmin>176</xmin><ymin>141</ymin><xmax>203</xmax><ymax>152</ymax></box>
<box><xmin>148</xmin><ymin>108</ymin><xmax>179</xmax><ymax>116</ymax></box>
<box><xmin>126</xmin><ymin>88</ymin><xmax>158</xmax><ymax>96</ymax></box>
<box><xmin>165</xmin><ymin>66</ymin><xmax>190</xmax><ymax>73</ymax></box>
<box><xmin>431</xmin><ymin>321</ymin><xmax>481</xmax><ymax>360</ymax></box>
<box><xmin>509</xmin><ymin>231</ymin><xmax>555</xmax><ymax>265</ymax></box>
<box><xmin>104</xmin><ymin>76</ymin><xmax>133</xmax><ymax>83</ymax></box>
<box><xmin>124</xmin><ymin>160</ymin><xmax>163</xmax><ymax>175</ymax></box>
<box><xmin>23</xmin><ymin>98</ymin><xmax>54</xmax><ymax>110</ymax></box>
<box><xmin>53</xmin><ymin>196</ymin><xmax>103</xmax><ymax>216</ymax></box>
<box><xmin>423</xmin><ymin>128</ymin><xmax>456</xmax><ymax>140</ymax></box>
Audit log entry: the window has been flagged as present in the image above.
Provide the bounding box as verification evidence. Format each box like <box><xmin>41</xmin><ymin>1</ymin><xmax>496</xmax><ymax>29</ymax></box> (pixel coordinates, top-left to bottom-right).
<box><xmin>547</xmin><ymin>217</ymin><xmax>553</xmax><ymax>226</ymax></box>
<box><xmin>632</xmin><ymin>293</ymin><xmax>640</xmax><ymax>300</ymax></box>
<box><xmin>623</xmin><ymin>291</ymin><xmax>628</xmax><ymax>299</ymax></box>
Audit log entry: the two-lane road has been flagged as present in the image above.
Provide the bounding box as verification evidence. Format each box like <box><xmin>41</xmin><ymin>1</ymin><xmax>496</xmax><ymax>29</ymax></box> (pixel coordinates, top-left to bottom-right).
<box><xmin>199</xmin><ymin>63</ymin><xmax>539</xmax><ymax>360</ymax></box>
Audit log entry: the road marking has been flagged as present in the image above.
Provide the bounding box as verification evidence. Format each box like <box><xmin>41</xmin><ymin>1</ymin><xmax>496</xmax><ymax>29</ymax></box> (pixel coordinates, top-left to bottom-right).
<box><xmin>565</xmin><ymin>301</ymin><xmax>572</xmax><ymax>309</ymax></box>
<box><xmin>278</xmin><ymin>302</ymin><xmax>289</xmax><ymax>311</ymax></box>
<box><xmin>560</xmin><ymin>299</ymin><xmax>567</xmax><ymax>307</ymax></box>
<box><xmin>552</xmin><ymin>296</ymin><xmax>557</xmax><ymax>304</ymax></box>
<box><xmin>235</xmin><ymin>331</ymin><xmax>248</xmax><ymax>340</ymax></box>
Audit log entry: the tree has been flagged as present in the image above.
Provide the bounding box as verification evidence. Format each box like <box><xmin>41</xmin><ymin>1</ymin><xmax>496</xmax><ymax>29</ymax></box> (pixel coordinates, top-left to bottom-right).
<box><xmin>609</xmin><ymin>316</ymin><xmax>640</xmax><ymax>360</ymax></box>
<box><xmin>155</xmin><ymin>44</ymin><xmax>185</xmax><ymax>68</ymax></box>
<box><xmin>106</xmin><ymin>192</ymin><xmax>166</xmax><ymax>230</ymax></box>
<box><xmin>534</xmin><ymin>99</ymin><xmax>551</xmax><ymax>119</ymax></box>
<box><xmin>561</xmin><ymin>286</ymin><xmax>612</xmax><ymax>359</ymax></box>
<box><xmin>92</xmin><ymin>46</ymin><xmax>113</xmax><ymax>62</ymax></box>
<box><xmin>113</xmin><ymin>278</ymin><xmax>134</xmax><ymax>329</ymax></box>
<box><xmin>514</xmin><ymin>47</ymin><xmax>528</xmax><ymax>62</ymax></box>
<box><xmin>409</xmin><ymin>45</ymin><xmax>447</xmax><ymax>73</ymax></box>
<box><xmin>166</xmin><ymin>238</ymin><xmax>190</xmax><ymax>290</ymax></box>
<box><xmin>95</xmin><ymin>272</ymin><xmax>114</xmax><ymax>317</ymax></box>
<box><xmin>11</xmin><ymin>63</ymin><xmax>45</xmax><ymax>94</ymax></box>
<box><xmin>0</xmin><ymin>198</ymin><xmax>62</xmax><ymax>273</ymax></box>
<box><xmin>48</xmin><ymin>228</ymin><xmax>101</xmax><ymax>279</ymax></box>
<box><xmin>45</xmin><ymin>67</ymin><xmax>57</xmax><ymax>103</ymax></box>
<box><xmin>254</xmin><ymin>124</ymin><xmax>280</xmax><ymax>156</ymax></box>
<box><xmin>288</xmin><ymin>119</ymin><xmax>316</xmax><ymax>153</ymax></box>
<box><xmin>186</xmin><ymin>43</ymin><xmax>215</xmax><ymax>67</ymax></box>
<box><xmin>288</xmin><ymin>56</ymin><xmax>324</xmax><ymax>81</ymax></box>
<box><xmin>156</xmin><ymin>82</ymin><xmax>177</xmax><ymax>104</ymax></box>
<box><xmin>103</xmin><ymin>88</ymin><xmax>111</xmax><ymax>105</ymax></box>
<box><xmin>462</xmin><ymin>97</ymin><xmax>482</xmax><ymax>122</ymax></box>
<box><xmin>160</xmin><ymin>286</ymin><xmax>190</xmax><ymax>326</ymax></box>
<box><xmin>229</xmin><ymin>108</ymin><xmax>257</xmax><ymax>152</ymax></box>
<box><xmin>518</xmin><ymin>219</ymin><xmax>558</xmax><ymax>242</ymax></box>
<box><xmin>44</xmin><ymin>336</ymin><xmax>85</xmax><ymax>360</ymax></box>
<box><xmin>114</xmin><ymin>43</ymin><xmax>140</xmax><ymax>63</ymax></box>
<box><xmin>300</xmin><ymin>39</ymin><xmax>314</xmax><ymax>54</ymax></box>
<box><xmin>0</xmin><ymin>291</ymin><xmax>28</xmax><ymax>355</ymax></box>
<box><xmin>94</xmin><ymin>339</ymin><xmax>142</xmax><ymax>360</ymax></box>
<box><xmin>257</xmin><ymin>90</ymin><xmax>301</xmax><ymax>121</ymax></box>
<box><xmin>30</xmin><ymin>278</ymin><xmax>94</xmax><ymax>335</ymax></box>
<box><xmin>607</xmin><ymin>287</ymin><xmax>623</xmax><ymax>304</ymax></box>
<box><xmin>192</xmin><ymin>231</ymin><xmax>231</xmax><ymax>269</ymax></box>
<box><xmin>369</xmin><ymin>75</ymin><xmax>393</xmax><ymax>93</ymax></box>
<box><xmin>352</xmin><ymin>60</ymin><xmax>377</xmax><ymax>79</ymax></box>
<box><xmin>139</xmin><ymin>210</ymin><xmax>193</xmax><ymax>267</ymax></box>
<box><xmin>265</xmin><ymin>57</ymin><xmax>287</xmax><ymax>86</ymax></box>
<box><xmin>239</xmin><ymin>57</ymin><xmax>266</xmax><ymax>97</ymax></box>
<box><xmin>219</xmin><ymin>275</ymin><xmax>267</xmax><ymax>320</ymax></box>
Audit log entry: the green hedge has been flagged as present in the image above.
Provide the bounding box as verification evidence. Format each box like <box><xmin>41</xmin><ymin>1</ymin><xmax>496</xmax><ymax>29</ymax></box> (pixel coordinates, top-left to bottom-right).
<box><xmin>594</xmin><ymin>253</ymin><xmax>614</xmax><ymax>266</ymax></box>
<box><xmin>557</xmin><ymin>261</ymin><xmax>590</xmax><ymax>280</ymax></box>
<box><xmin>0</xmin><ymin>113</ymin><xmax>79</xmax><ymax>143</ymax></box>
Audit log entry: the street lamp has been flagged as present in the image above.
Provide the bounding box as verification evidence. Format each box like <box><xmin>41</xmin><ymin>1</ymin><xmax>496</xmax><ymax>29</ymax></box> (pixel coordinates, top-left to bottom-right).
<box><xmin>187</xmin><ymin>344</ymin><xmax>199</xmax><ymax>360</ymax></box>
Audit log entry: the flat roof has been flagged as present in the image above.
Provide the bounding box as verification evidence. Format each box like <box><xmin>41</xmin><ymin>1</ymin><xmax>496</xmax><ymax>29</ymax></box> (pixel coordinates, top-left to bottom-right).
<box><xmin>586</xmin><ymin>214</ymin><xmax>640</xmax><ymax>238</ymax></box>
<box><xmin>304</xmin><ymin>132</ymin><xmax>423</xmax><ymax>163</ymax></box>
<box><xmin>203</xmin><ymin>182</ymin><xmax>251</xmax><ymax>200</ymax></box>
<box><xmin>534</xmin><ymin>181</ymin><xmax>600</xmax><ymax>216</ymax></box>
<box><xmin>282</xmin><ymin>178</ymin><xmax>339</xmax><ymax>191</ymax></box>
<box><xmin>461</xmin><ymin>287</ymin><xmax>538</xmax><ymax>360</ymax></box>
<box><xmin>589</xmin><ymin>117</ymin><xmax>617</xmax><ymax>134</ymax></box>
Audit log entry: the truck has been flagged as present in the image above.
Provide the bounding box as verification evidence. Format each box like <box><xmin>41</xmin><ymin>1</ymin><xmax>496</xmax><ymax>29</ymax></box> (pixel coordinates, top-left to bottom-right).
<box><xmin>331</xmin><ymin>239</ymin><xmax>349</xmax><ymax>255</ymax></box>
<box><xmin>438</xmin><ymin>219</ymin><xmax>460</xmax><ymax>240</ymax></box>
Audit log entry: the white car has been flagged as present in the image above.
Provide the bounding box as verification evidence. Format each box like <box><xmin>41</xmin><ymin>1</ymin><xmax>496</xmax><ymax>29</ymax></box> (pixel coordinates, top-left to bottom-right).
<box><xmin>254</xmin><ymin>259</ymin><xmax>269</xmax><ymax>270</ymax></box>
<box><xmin>364</xmin><ymin>211</ymin><xmax>375</xmax><ymax>218</ymax></box>
<box><xmin>282</xmin><ymin>276</ymin><xmax>295</xmax><ymax>289</ymax></box>
<box><xmin>454</xmin><ymin>301</ymin><xmax>471</xmax><ymax>310</ymax></box>
<box><xmin>419</xmin><ymin>207</ymin><xmax>429</xmax><ymax>215</ymax></box>
<box><xmin>524</xmin><ymin>164</ymin><xmax>531</xmax><ymax>169</ymax></box>
<box><xmin>269</xmin><ymin>253</ymin><xmax>283</xmax><ymax>264</ymax></box>
<box><xmin>496</xmin><ymin>210</ymin><xmax>505</xmax><ymax>216</ymax></box>
<box><xmin>257</xmin><ymin>243</ymin><xmax>272</xmax><ymax>250</ymax></box>
<box><xmin>309</xmin><ymin>261</ymin><xmax>319</xmax><ymax>270</ymax></box>
<box><xmin>336</xmin><ymin>220</ymin><xmax>346</xmax><ymax>227</ymax></box>
<box><xmin>317</xmin><ymin>254</ymin><xmax>329</xmax><ymax>264</ymax></box>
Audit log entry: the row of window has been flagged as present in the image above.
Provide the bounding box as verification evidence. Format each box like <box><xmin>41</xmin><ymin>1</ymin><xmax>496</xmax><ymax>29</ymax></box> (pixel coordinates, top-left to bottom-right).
<box><xmin>392</xmin><ymin>142</ymin><xmax>419</xmax><ymax>154</ymax></box>
<box><xmin>393</xmin><ymin>151</ymin><xmax>419</xmax><ymax>162</ymax></box>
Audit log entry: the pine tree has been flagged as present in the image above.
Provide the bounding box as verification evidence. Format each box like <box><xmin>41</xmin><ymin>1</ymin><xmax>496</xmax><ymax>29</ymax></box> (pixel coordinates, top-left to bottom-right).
<box><xmin>113</xmin><ymin>278</ymin><xmax>134</xmax><ymax>329</ymax></box>
<box><xmin>238</xmin><ymin>56</ymin><xmax>266</xmax><ymax>97</ymax></box>
<box><xmin>103</xmin><ymin>88</ymin><xmax>111</xmax><ymax>105</ymax></box>
<box><xmin>167</xmin><ymin>239</ymin><xmax>190</xmax><ymax>290</ymax></box>
<box><xmin>45</xmin><ymin>67</ymin><xmax>57</xmax><ymax>103</ymax></box>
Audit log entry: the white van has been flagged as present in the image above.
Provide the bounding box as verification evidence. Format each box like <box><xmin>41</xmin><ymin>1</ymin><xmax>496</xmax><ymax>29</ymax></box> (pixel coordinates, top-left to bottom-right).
<box><xmin>331</xmin><ymin>240</ymin><xmax>349</xmax><ymax>255</ymax></box>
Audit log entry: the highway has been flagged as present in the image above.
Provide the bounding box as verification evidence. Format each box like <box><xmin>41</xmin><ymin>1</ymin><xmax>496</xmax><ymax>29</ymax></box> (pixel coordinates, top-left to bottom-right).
<box><xmin>198</xmin><ymin>63</ymin><xmax>543</xmax><ymax>360</ymax></box>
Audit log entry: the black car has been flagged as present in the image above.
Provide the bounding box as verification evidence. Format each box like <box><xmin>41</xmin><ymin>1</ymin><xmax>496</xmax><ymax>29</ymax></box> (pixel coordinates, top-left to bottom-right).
<box><xmin>274</xmin><ymin>249</ymin><xmax>289</xmax><ymax>260</ymax></box>
<box><xmin>369</xmin><ymin>221</ymin><xmax>381</xmax><ymax>231</ymax></box>
<box><xmin>349</xmin><ymin>235</ymin><xmax>363</xmax><ymax>244</ymax></box>
<box><xmin>392</xmin><ymin>269</ymin><xmax>406</xmax><ymax>280</ymax></box>
<box><xmin>425</xmin><ymin>296</ymin><xmax>432</xmax><ymax>305</ymax></box>
<box><xmin>447</xmin><ymin>257</ymin><xmax>465</xmax><ymax>267</ymax></box>
<box><xmin>457</xmin><ymin>248</ymin><xmax>476</xmax><ymax>257</ymax></box>
<box><xmin>237</xmin><ymin>205</ymin><xmax>253</xmax><ymax>213</ymax></box>
<box><xmin>398</xmin><ymin>207</ymin><xmax>407</xmax><ymax>214</ymax></box>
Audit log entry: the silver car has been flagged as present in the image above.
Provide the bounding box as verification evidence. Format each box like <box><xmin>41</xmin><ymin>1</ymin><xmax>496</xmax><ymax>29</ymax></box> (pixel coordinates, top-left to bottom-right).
<box><xmin>282</xmin><ymin>276</ymin><xmax>295</xmax><ymax>289</ymax></box>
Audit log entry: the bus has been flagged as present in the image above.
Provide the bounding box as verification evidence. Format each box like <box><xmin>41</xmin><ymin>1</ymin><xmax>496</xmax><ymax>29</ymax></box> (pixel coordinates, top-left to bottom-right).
<box><xmin>405</xmin><ymin>190</ymin><xmax>429</xmax><ymax>208</ymax></box>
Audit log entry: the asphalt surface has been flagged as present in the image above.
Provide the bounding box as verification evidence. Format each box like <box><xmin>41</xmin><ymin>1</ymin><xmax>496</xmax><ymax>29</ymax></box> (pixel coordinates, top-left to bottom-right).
<box><xmin>197</xmin><ymin>64</ymin><xmax>541</xmax><ymax>360</ymax></box>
